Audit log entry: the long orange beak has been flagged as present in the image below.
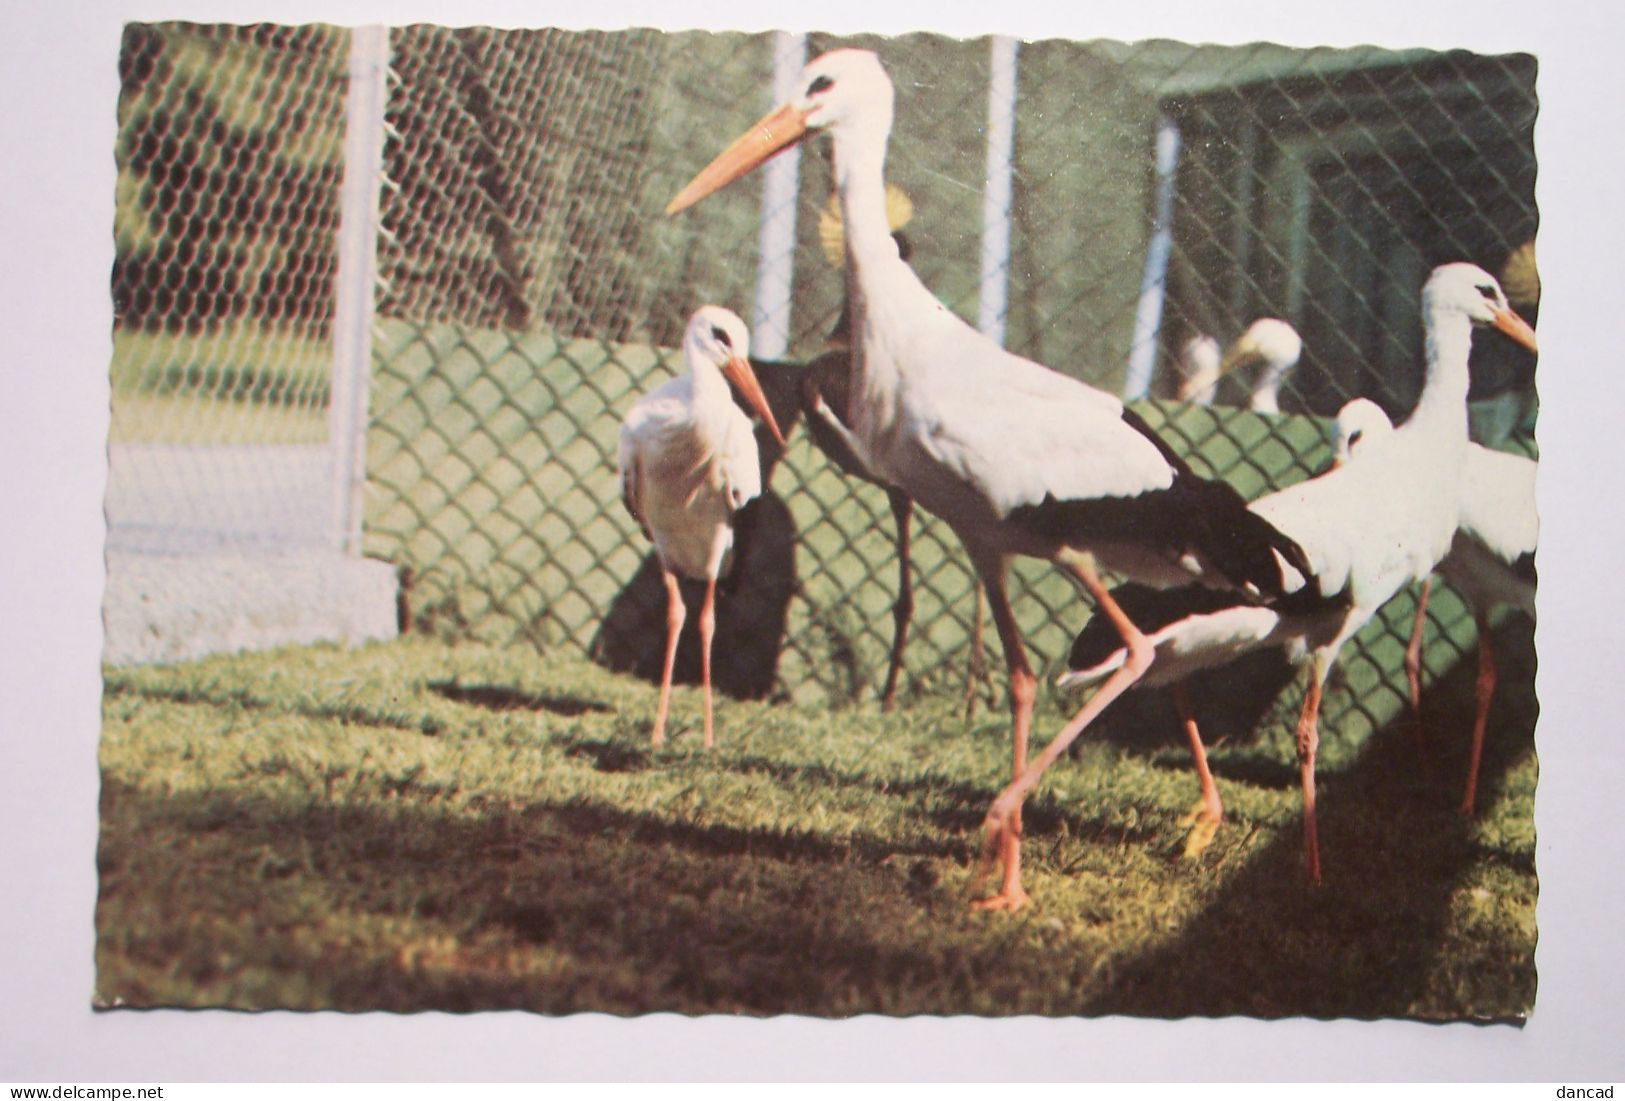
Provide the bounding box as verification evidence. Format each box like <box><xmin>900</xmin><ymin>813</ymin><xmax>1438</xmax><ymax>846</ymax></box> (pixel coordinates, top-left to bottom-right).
<box><xmin>723</xmin><ymin>356</ymin><xmax>787</xmax><ymax>448</ymax></box>
<box><xmin>1217</xmin><ymin>339</ymin><xmax>1259</xmax><ymax>380</ymax></box>
<box><xmin>666</xmin><ymin>102</ymin><xmax>811</xmax><ymax>216</ymax></box>
<box><xmin>1492</xmin><ymin>305</ymin><xmax>1539</xmax><ymax>354</ymax></box>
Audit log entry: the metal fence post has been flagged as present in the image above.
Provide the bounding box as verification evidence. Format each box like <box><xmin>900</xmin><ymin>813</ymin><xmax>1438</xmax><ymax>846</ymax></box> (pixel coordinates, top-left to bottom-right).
<box><xmin>751</xmin><ymin>31</ymin><xmax>807</xmax><ymax>360</ymax></box>
<box><xmin>330</xmin><ymin>25</ymin><xmax>390</xmax><ymax>556</ymax></box>
<box><xmin>978</xmin><ymin>35</ymin><xmax>1019</xmax><ymax>346</ymax></box>
<box><xmin>1123</xmin><ymin>113</ymin><xmax>1182</xmax><ymax>401</ymax></box>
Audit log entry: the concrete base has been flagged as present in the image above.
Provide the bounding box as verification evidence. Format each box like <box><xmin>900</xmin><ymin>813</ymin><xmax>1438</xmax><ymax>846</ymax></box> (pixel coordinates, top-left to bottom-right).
<box><xmin>104</xmin><ymin>550</ymin><xmax>399</xmax><ymax>667</ymax></box>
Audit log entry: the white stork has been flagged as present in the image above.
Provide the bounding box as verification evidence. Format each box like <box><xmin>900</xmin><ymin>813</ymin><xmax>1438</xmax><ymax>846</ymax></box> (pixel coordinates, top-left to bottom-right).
<box><xmin>1220</xmin><ymin>318</ymin><xmax>1304</xmax><ymax>414</ymax></box>
<box><xmin>667</xmin><ymin>47</ymin><xmax>1311</xmax><ymax>910</ymax></box>
<box><xmin>619</xmin><ymin>306</ymin><xmax>786</xmax><ymax>749</ymax></box>
<box><xmin>1050</xmin><ymin>264</ymin><xmax>1537</xmax><ymax>881</ymax></box>
<box><xmin>1174</xmin><ymin>334</ymin><xmax>1223</xmax><ymax>405</ymax></box>
<box><xmin>1333</xmin><ymin>398</ymin><xmax>1538</xmax><ymax>816</ymax></box>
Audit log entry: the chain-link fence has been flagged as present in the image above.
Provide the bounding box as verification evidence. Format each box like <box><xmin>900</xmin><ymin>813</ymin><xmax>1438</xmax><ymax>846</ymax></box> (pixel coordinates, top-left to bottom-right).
<box><xmin>108</xmin><ymin>24</ymin><xmax>350</xmax><ymax>553</ymax></box>
<box><xmin>112</xmin><ymin>26</ymin><xmax>1538</xmax><ymax>750</ymax></box>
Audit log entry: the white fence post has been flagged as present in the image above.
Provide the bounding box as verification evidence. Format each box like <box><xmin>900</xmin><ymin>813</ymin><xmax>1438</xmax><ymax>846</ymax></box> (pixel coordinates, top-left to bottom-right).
<box><xmin>751</xmin><ymin>31</ymin><xmax>807</xmax><ymax>361</ymax></box>
<box><xmin>329</xmin><ymin>25</ymin><xmax>390</xmax><ymax>557</ymax></box>
<box><xmin>978</xmin><ymin>35</ymin><xmax>1019</xmax><ymax>346</ymax></box>
<box><xmin>1124</xmin><ymin>113</ymin><xmax>1182</xmax><ymax>401</ymax></box>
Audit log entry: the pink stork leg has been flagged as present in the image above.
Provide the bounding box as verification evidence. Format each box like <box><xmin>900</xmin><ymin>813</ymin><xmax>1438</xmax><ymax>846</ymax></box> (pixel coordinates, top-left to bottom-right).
<box><xmin>698</xmin><ymin>575</ymin><xmax>719</xmax><ymax>751</ymax></box>
<box><xmin>1405</xmin><ymin>577</ymin><xmax>1433</xmax><ymax>740</ymax></box>
<box><xmin>966</xmin><ymin>554</ymin><xmax>1036</xmax><ymax>912</ymax></box>
<box><xmin>652</xmin><ymin>568</ymin><xmax>686</xmax><ymax>748</ymax></box>
<box><xmin>971</xmin><ymin>553</ymin><xmax>1154</xmax><ymax>911</ymax></box>
<box><xmin>1174</xmin><ymin>682</ymin><xmax>1224</xmax><ymax>858</ymax></box>
<box><xmin>1294</xmin><ymin>653</ymin><xmax>1331</xmax><ymax>884</ymax></box>
<box><xmin>963</xmin><ymin>581</ymin><xmax>987</xmax><ymax>721</ymax></box>
<box><xmin>1462</xmin><ymin>610</ymin><xmax>1497</xmax><ymax>817</ymax></box>
<box><xmin>879</xmin><ymin>488</ymin><xmax>914</xmax><ymax>712</ymax></box>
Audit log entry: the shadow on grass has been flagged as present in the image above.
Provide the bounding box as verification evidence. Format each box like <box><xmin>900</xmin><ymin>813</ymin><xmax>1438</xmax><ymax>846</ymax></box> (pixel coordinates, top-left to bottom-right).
<box><xmin>105</xmin><ymin>678</ymin><xmax>448</xmax><ymax>736</ymax></box>
<box><xmin>1076</xmin><ymin>616</ymin><xmax>1537</xmax><ymax>1020</ymax></box>
<box><xmin>96</xmin><ymin>774</ymin><xmax>1015</xmax><ymax>1015</ymax></box>
<box><xmin>550</xmin><ymin>730</ymin><xmax>1166</xmax><ymax>849</ymax></box>
<box><xmin>427</xmin><ymin>681</ymin><xmax>613</xmax><ymax>717</ymax></box>
<box><xmin>590</xmin><ymin>493</ymin><xmax>798</xmax><ymax>702</ymax></box>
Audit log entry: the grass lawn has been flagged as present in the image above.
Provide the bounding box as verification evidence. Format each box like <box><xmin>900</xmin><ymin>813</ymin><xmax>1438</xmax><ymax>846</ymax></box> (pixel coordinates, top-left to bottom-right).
<box><xmin>109</xmin><ymin>324</ymin><xmax>330</xmax><ymax>445</ymax></box>
<box><xmin>96</xmin><ymin>633</ymin><xmax>1536</xmax><ymax>1018</ymax></box>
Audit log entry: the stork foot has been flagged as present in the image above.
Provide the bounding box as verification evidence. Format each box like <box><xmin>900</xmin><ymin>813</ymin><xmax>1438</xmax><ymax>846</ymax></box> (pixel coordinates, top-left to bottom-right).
<box><xmin>1177</xmin><ymin>803</ymin><xmax>1223</xmax><ymax>860</ymax></box>
<box><xmin>970</xmin><ymin>885</ymin><xmax>1031</xmax><ymax>913</ymax></box>
<box><xmin>970</xmin><ymin>789</ymin><xmax>1031</xmax><ymax>912</ymax></box>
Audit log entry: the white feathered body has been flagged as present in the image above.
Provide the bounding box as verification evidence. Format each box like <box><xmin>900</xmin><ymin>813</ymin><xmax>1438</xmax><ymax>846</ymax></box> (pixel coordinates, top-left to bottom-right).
<box><xmin>1063</xmin><ymin>266</ymin><xmax>1521</xmax><ymax>696</ymax></box>
<box><xmin>1058</xmin><ymin>602</ymin><xmax>1289</xmax><ymax>692</ymax></box>
<box><xmin>1254</xmin><ymin>417</ymin><xmax>1467</xmax><ymax>614</ymax></box>
<box><xmin>1061</xmin><ymin>430</ymin><xmax>1469</xmax><ymax>695</ymax></box>
<box><xmin>619</xmin><ymin>370</ymin><xmax>762</xmax><ymax>581</ymax></box>
<box><xmin>1441</xmin><ymin>445</ymin><xmax>1537</xmax><ymax>618</ymax></box>
<box><xmin>840</xmin><ymin>204</ymin><xmax>1191</xmax><ymax>579</ymax></box>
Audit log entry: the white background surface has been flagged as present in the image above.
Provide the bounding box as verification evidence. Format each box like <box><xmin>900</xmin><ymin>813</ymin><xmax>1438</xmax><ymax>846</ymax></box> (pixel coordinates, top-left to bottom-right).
<box><xmin>2</xmin><ymin>0</ymin><xmax>1622</xmax><ymax>1082</ymax></box>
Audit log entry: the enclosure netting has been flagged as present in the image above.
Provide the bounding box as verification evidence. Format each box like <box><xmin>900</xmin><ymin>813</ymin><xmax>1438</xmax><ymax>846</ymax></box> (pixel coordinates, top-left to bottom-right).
<box><xmin>112</xmin><ymin>25</ymin><xmax>1538</xmax><ymax>761</ymax></box>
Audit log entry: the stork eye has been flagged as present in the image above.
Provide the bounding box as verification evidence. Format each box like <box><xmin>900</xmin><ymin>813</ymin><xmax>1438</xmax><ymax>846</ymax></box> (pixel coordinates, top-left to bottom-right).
<box><xmin>710</xmin><ymin>325</ymin><xmax>732</xmax><ymax>348</ymax></box>
<box><xmin>1347</xmin><ymin>429</ymin><xmax>1363</xmax><ymax>448</ymax></box>
<box><xmin>1475</xmin><ymin>283</ymin><xmax>1498</xmax><ymax>301</ymax></box>
<box><xmin>807</xmin><ymin>75</ymin><xmax>834</xmax><ymax>96</ymax></box>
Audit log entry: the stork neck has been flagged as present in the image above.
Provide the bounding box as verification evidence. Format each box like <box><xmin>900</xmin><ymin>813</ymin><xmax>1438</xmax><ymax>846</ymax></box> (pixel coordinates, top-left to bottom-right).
<box><xmin>682</xmin><ymin>337</ymin><xmax>729</xmax><ymax>408</ymax></box>
<box><xmin>831</xmin><ymin>126</ymin><xmax>899</xmax><ymax>272</ymax></box>
<box><xmin>1410</xmin><ymin>308</ymin><xmax>1475</xmax><ymax>431</ymax></box>
<box><xmin>1249</xmin><ymin>367</ymin><xmax>1287</xmax><ymax>414</ymax></box>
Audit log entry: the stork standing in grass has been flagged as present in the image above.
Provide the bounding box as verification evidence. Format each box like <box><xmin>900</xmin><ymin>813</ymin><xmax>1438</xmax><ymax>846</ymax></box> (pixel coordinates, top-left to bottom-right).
<box><xmin>1332</xmin><ymin>398</ymin><xmax>1537</xmax><ymax>816</ymax></box>
<box><xmin>619</xmin><ymin>306</ymin><xmax>786</xmax><ymax>749</ymax></box>
<box><xmin>1056</xmin><ymin>264</ymin><xmax>1538</xmax><ymax>879</ymax></box>
<box><xmin>667</xmin><ymin>48</ymin><xmax>1311</xmax><ymax>910</ymax></box>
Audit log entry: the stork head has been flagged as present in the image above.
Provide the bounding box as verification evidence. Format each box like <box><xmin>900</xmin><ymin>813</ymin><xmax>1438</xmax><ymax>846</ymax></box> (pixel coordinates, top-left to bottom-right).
<box><xmin>683</xmin><ymin>306</ymin><xmax>785</xmax><ymax>447</ymax></box>
<box><xmin>1424</xmin><ymin>263</ymin><xmax>1539</xmax><ymax>352</ymax></box>
<box><xmin>1221</xmin><ymin>318</ymin><xmax>1303</xmax><ymax>374</ymax></box>
<box><xmin>790</xmin><ymin>49</ymin><xmax>894</xmax><ymax>138</ymax></box>
<box><xmin>666</xmin><ymin>48</ymin><xmax>894</xmax><ymax>216</ymax></box>
<box><xmin>1330</xmin><ymin>397</ymin><xmax>1395</xmax><ymax>469</ymax></box>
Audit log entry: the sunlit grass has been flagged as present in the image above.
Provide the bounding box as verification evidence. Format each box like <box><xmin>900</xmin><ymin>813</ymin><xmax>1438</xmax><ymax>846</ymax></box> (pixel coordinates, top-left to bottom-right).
<box><xmin>97</xmin><ymin>633</ymin><xmax>1537</xmax><ymax>1018</ymax></box>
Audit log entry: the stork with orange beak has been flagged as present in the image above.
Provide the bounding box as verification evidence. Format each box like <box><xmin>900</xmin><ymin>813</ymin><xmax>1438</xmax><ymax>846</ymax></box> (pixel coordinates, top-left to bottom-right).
<box><xmin>1058</xmin><ymin>265</ymin><xmax>1539</xmax><ymax>879</ymax></box>
<box><xmin>619</xmin><ymin>306</ymin><xmax>786</xmax><ymax>749</ymax></box>
<box><xmin>668</xmin><ymin>48</ymin><xmax>1311</xmax><ymax>910</ymax></box>
<box><xmin>1332</xmin><ymin>397</ymin><xmax>1538</xmax><ymax>817</ymax></box>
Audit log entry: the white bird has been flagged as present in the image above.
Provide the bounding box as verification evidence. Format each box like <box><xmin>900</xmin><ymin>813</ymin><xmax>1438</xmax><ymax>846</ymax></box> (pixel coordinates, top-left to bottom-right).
<box><xmin>1333</xmin><ymin>398</ymin><xmax>1537</xmax><ymax>816</ymax></box>
<box><xmin>1220</xmin><ymin>318</ymin><xmax>1304</xmax><ymax>414</ymax></box>
<box><xmin>1053</xmin><ymin>264</ymin><xmax>1538</xmax><ymax>881</ymax></box>
<box><xmin>1328</xmin><ymin>396</ymin><xmax>1393</xmax><ymax>468</ymax></box>
<box><xmin>668</xmin><ymin>48</ymin><xmax>1312</xmax><ymax>910</ymax></box>
<box><xmin>618</xmin><ymin>306</ymin><xmax>786</xmax><ymax>749</ymax></box>
<box><xmin>1174</xmin><ymin>334</ymin><xmax>1223</xmax><ymax>404</ymax></box>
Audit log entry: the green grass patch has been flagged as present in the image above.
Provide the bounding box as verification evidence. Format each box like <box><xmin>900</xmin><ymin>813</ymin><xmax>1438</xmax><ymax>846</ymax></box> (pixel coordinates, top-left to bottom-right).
<box><xmin>97</xmin><ymin>633</ymin><xmax>1536</xmax><ymax>1017</ymax></box>
<box><xmin>109</xmin><ymin>323</ymin><xmax>330</xmax><ymax>444</ymax></box>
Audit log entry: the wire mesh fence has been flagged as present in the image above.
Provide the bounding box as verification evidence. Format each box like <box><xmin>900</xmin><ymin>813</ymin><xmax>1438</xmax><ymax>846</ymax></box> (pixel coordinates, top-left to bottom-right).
<box><xmin>111</xmin><ymin>26</ymin><xmax>1539</xmax><ymax>748</ymax></box>
<box><xmin>108</xmin><ymin>23</ymin><xmax>350</xmax><ymax>553</ymax></box>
